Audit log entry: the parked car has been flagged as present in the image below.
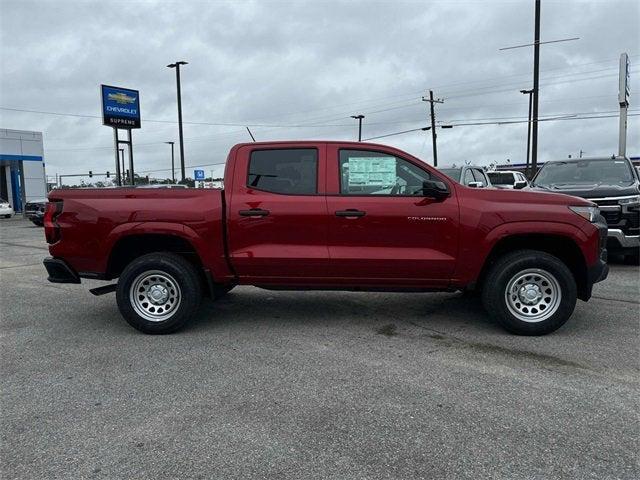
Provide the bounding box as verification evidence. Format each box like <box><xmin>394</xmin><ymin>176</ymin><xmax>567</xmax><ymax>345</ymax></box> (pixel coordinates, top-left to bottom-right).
<box><xmin>0</xmin><ymin>198</ymin><xmax>14</xmax><ymax>218</ymax></box>
<box><xmin>25</xmin><ymin>198</ymin><xmax>48</xmax><ymax>226</ymax></box>
<box><xmin>487</xmin><ymin>170</ymin><xmax>529</xmax><ymax>189</ymax></box>
<box><xmin>43</xmin><ymin>141</ymin><xmax>607</xmax><ymax>336</ymax></box>
<box><xmin>138</xmin><ymin>184</ymin><xmax>189</xmax><ymax>189</ymax></box>
<box><xmin>531</xmin><ymin>156</ymin><xmax>639</xmax><ymax>262</ymax></box>
<box><xmin>439</xmin><ymin>165</ymin><xmax>493</xmax><ymax>188</ymax></box>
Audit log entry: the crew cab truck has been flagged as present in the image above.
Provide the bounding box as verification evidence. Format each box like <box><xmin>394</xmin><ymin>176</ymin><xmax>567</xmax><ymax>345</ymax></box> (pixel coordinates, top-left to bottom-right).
<box><xmin>43</xmin><ymin>141</ymin><xmax>608</xmax><ymax>336</ymax></box>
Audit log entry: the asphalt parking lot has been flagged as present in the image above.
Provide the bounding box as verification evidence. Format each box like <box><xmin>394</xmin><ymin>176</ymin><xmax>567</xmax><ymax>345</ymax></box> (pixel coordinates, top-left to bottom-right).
<box><xmin>1</xmin><ymin>216</ymin><xmax>638</xmax><ymax>480</ymax></box>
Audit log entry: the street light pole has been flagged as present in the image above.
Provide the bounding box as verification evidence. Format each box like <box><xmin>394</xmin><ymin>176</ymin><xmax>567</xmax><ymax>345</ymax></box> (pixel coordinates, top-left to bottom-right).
<box><xmin>119</xmin><ymin>148</ymin><xmax>125</xmax><ymax>185</ymax></box>
<box><xmin>350</xmin><ymin>115</ymin><xmax>365</xmax><ymax>141</ymax></box>
<box><xmin>520</xmin><ymin>89</ymin><xmax>534</xmax><ymax>178</ymax></box>
<box><xmin>167</xmin><ymin>61</ymin><xmax>188</xmax><ymax>182</ymax></box>
<box><xmin>165</xmin><ymin>141</ymin><xmax>175</xmax><ymax>183</ymax></box>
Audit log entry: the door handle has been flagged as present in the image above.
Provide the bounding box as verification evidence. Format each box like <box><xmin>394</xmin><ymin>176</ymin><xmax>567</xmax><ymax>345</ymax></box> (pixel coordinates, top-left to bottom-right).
<box><xmin>239</xmin><ymin>208</ymin><xmax>270</xmax><ymax>217</ymax></box>
<box><xmin>335</xmin><ymin>209</ymin><xmax>366</xmax><ymax>218</ymax></box>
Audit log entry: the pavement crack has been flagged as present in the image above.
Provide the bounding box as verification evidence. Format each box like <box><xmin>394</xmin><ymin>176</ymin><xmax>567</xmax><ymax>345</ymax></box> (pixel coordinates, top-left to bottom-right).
<box><xmin>592</xmin><ymin>295</ymin><xmax>640</xmax><ymax>305</ymax></box>
<box><xmin>402</xmin><ymin>318</ymin><xmax>590</xmax><ymax>372</ymax></box>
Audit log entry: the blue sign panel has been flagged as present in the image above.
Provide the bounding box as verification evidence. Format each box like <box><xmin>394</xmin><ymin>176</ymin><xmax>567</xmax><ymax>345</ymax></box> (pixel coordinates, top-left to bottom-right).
<box><xmin>194</xmin><ymin>169</ymin><xmax>205</xmax><ymax>180</ymax></box>
<box><xmin>101</xmin><ymin>84</ymin><xmax>141</xmax><ymax>129</ymax></box>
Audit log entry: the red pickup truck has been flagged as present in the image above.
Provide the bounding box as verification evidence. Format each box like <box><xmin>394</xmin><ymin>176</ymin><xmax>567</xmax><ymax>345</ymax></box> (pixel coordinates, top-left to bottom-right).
<box><xmin>43</xmin><ymin>141</ymin><xmax>608</xmax><ymax>336</ymax></box>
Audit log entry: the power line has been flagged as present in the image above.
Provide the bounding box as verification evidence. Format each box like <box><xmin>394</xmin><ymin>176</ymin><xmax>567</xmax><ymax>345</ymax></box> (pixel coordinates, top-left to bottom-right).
<box><xmin>3</xmin><ymin>60</ymin><xmax>638</xmax><ymax>133</ymax></box>
<box><xmin>361</xmin><ymin>113</ymin><xmax>640</xmax><ymax>141</ymax></box>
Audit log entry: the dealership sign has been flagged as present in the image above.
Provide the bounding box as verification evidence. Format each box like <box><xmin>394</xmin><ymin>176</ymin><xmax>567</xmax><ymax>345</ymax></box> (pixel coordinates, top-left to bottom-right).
<box><xmin>194</xmin><ymin>169</ymin><xmax>205</xmax><ymax>180</ymax></box>
<box><xmin>101</xmin><ymin>85</ymin><xmax>141</xmax><ymax>129</ymax></box>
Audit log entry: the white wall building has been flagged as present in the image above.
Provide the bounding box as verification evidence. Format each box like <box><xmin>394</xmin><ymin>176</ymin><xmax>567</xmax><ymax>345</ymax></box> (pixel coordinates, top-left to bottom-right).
<box><xmin>0</xmin><ymin>129</ymin><xmax>47</xmax><ymax>212</ymax></box>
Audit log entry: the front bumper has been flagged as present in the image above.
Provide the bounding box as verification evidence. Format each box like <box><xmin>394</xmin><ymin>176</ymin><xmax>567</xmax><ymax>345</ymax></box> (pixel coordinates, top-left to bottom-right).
<box><xmin>607</xmin><ymin>229</ymin><xmax>639</xmax><ymax>249</ymax></box>
<box><xmin>43</xmin><ymin>257</ymin><xmax>81</xmax><ymax>284</ymax></box>
<box><xmin>27</xmin><ymin>212</ymin><xmax>44</xmax><ymax>221</ymax></box>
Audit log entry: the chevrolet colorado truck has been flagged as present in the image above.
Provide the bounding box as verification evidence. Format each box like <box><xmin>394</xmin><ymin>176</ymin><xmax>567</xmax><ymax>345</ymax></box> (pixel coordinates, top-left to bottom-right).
<box><xmin>43</xmin><ymin>141</ymin><xmax>608</xmax><ymax>335</ymax></box>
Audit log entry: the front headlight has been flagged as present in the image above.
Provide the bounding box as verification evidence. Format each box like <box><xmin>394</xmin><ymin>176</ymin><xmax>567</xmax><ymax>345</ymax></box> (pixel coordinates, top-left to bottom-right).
<box><xmin>569</xmin><ymin>205</ymin><xmax>599</xmax><ymax>222</ymax></box>
<box><xmin>618</xmin><ymin>195</ymin><xmax>640</xmax><ymax>206</ymax></box>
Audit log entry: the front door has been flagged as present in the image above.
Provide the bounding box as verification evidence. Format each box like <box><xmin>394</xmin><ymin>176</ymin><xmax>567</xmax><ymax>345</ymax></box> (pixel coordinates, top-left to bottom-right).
<box><xmin>226</xmin><ymin>144</ymin><xmax>330</xmax><ymax>281</ymax></box>
<box><xmin>326</xmin><ymin>146</ymin><xmax>459</xmax><ymax>285</ymax></box>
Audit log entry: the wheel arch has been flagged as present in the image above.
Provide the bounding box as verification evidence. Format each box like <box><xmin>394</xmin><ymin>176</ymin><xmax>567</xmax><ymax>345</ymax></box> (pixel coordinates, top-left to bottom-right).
<box><xmin>475</xmin><ymin>233</ymin><xmax>590</xmax><ymax>301</ymax></box>
<box><xmin>106</xmin><ymin>233</ymin><xmax>204</xmax><ymax>280</ymax></box>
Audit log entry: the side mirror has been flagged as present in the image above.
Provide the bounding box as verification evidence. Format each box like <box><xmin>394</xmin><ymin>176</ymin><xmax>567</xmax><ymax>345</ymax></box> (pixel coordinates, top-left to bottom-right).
<box><xmin>421</xmin><ymin>179</ymin><xmax>449</xmax><ymax>200</ymax></box>
<box><xmin>514</xmin><ymin>180</ymin><xmax>528</xmax><ymax>190</ymax></box>
<box><xmin>467</xmin><ymin>181</ymin><xmax>484</xmax><ymax>188</ymax></box>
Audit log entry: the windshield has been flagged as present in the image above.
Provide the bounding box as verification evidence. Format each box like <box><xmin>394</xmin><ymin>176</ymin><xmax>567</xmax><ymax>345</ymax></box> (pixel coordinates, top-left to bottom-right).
<box><xmin>439</xmin><ymin>168</ymin><xmax>461</xmax><ymax>182</ymax></box>
<box><xmin>487</xmin><ymin>172</ymin><xmax>515</xmax><ymax>185</ymax></box>
<box><xmin>533</xmin><ymin>159</ymin><xmax>634</xmax><ymax>187</ymax></box>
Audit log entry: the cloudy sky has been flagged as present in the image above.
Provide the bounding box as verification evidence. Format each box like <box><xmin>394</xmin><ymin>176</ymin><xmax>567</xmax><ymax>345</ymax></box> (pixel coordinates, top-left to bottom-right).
<box><xmin>1</xmin><ymin>0</ymin><xmax>638</xmax><ymax>182</ymax></box>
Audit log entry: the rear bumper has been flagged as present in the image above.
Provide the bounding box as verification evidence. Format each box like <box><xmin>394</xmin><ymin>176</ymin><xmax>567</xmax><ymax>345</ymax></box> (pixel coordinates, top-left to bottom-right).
<box><xmin>43</xmin><ymin>257</ymin><xmax>81</xmax><ymax>284</ymax></box>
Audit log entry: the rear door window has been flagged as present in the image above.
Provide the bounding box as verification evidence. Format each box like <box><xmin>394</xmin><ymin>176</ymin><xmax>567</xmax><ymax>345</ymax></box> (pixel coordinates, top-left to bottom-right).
<box><xmin>248</xmin><ymin>149</ymin><xmax>318</xmax><ymax>195</ymax></box>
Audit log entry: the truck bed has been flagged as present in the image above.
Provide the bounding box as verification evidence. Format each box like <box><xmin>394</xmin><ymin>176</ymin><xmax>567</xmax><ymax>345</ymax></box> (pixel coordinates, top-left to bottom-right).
<box><xmin>47</xmin><ymin>188</ymin><xmax>229</xmax><ymax>279</ymax></box>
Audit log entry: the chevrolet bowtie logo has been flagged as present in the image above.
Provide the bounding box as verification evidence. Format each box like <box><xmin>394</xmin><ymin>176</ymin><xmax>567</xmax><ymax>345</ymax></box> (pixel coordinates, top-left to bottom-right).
<box><xmin>108</xmin><ymin>92</ymin><xmax>137</xmax><ymax>105</ymax></box>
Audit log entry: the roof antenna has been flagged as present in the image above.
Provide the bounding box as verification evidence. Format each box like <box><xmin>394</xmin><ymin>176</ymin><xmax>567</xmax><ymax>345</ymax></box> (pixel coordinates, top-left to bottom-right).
<box><xmin>246</xmin><ymin>127</ymin><xmax>256</xmax><ymax>142</ymax></box>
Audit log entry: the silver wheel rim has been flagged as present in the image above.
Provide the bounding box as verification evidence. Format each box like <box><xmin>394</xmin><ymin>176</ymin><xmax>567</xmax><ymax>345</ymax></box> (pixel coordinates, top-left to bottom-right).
<box><xmin>130</xmin><ymin>270</ymin><xmax>181</xmax><ymax>322</ymax></box>
<box><xmin>504</xmin><ymin>268</ymin><xmax>561</xmax><ymax>323</ymax></box>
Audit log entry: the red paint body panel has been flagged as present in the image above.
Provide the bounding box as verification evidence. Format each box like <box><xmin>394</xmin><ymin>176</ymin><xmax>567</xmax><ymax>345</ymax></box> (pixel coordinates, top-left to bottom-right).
<box><xmin>47</xmin><ymin>141</ymin><xmax>602</xmax><ymax>292</ymax></box>
<box><xmin>48</xmin><ymin>188</ymin><xmax>232</xmax><ymax>280</ymax></box>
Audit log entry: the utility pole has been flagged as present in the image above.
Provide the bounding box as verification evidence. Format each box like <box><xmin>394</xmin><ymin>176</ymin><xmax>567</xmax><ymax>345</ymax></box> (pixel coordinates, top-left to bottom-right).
<box><xmin>520</xmin><ymin>89</ymin><xmax>534</xmax><ymax>177</ymax></box>
<box><xmin>531</xmin><ymin>0</ymin><xmax>541</xmax><ymax>175</ymax></box>
<box><xmin>167</xmin><ymin>61</ymin><xmax>188</xmax><ymax>181</ymax></box>
<box><xmin>350</xmin><ymin>115</ymin><xmax>365</xmax><ymax>141</ymax></box>
<box><xmin>164</xmin><ymin>141</ymin><xmax>175</xmax><ymax>183</ymax></box>
<box><xmin>422</xmin><ymin>90</ymin><xmax>444</xmax><ymax>166</ymax></box>
<box><xmin>500</xmin><ymin>1</ymin><xmax>578</xmax><ymax>177</ymax></box>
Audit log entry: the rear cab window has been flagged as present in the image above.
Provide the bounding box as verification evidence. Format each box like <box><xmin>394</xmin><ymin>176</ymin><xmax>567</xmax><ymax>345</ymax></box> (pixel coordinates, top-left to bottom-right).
<box><xmin>248</xmin><ymin>149</ymin><xmax>318</xmax><ymax>195</ymax></box>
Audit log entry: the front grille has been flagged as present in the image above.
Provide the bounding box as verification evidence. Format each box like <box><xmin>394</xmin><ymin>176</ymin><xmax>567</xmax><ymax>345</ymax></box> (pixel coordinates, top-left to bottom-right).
<box><xmin>592</xmin><ymin>198</ymin><xmax>639</xmax><ymax>236</ymax></box>
<box><xmin>25</xmin><ymin>203</ymin><xmax>44</xmax><ymax>214</ymax></box>
<box><xmin>601</xmin><ymin>210</ymin><xmax>621</xmax><ymax>224</ymax></box>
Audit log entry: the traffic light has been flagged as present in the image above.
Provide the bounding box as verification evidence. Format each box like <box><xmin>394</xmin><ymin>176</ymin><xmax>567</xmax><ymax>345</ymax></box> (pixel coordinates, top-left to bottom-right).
<box><xmin>106</xmin><ymin>171</ymin><xmax>110</xmax><ymax>178</ymax></box>
<box><xmin>89</xmin><ymin>171</ymin><xmax>93</xmax><ymax>178</ymax></box>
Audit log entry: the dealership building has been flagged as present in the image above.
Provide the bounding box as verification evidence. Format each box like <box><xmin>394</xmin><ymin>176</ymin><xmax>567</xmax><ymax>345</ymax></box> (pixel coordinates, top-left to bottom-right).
<box><xmin>0</xmin><ymin>129</ymin><xmax>47</xmax><ymax>212</ymax></box>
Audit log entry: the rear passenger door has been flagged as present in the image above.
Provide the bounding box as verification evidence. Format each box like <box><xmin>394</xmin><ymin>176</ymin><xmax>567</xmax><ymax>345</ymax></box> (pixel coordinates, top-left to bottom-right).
<box><xmin>226</xmin><ymin>144</ymin><xmax>329</xmax><ymax>280</ymax></box>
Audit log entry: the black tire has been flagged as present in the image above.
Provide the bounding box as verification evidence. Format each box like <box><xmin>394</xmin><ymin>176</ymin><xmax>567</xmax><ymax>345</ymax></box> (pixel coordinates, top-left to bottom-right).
<box><xmin>481</xmin><ymin>249</ymin><xmax>577</xmax><ymax>335</ymax></box>
<box><xmin>4</xmin><ymin>214</ymin><xmax>10</xmax><ymax>219</ymax></box>
<box><xmin>116</xmin><ymin>252</ymin><xmax>202</xmax><ymax>334</ymax></box>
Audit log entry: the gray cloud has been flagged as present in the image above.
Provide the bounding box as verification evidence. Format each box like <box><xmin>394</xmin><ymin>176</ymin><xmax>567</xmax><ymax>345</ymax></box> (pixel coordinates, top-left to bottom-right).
<box><xmin>1</xmin><ymin>0</ymin><xmax>638</xmax><ymax>181</ymax></box>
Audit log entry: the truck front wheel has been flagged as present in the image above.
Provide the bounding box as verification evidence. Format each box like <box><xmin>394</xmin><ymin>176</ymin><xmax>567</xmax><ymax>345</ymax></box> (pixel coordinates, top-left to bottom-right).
<box><xmin>116</xmin><ymin>253</ymin><xmax>202</xmax><ymax>334</ymax></box>
<box><xmin>482</xmin><ymin>250</ymin><xmax>577</xmax><ymax>335</ymax></box>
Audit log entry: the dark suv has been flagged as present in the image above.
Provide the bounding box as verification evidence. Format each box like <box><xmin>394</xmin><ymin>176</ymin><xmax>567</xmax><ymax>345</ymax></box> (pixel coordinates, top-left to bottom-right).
<box><xmin>532</xmin><ymin>156</ymin><xmax>640</xmax><ymax>261</ymax></box>
<box><xmin>25</xmin><ymin>199</ymin><xmax>48</xmax><ymax>226</ymax></box>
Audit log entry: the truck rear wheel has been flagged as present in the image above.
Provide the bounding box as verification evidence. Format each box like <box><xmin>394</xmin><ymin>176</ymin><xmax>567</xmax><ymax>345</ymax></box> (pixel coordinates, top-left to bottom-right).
<box><xmin>482</xmin><ymin>250</ymin><xmax>577</xmax><ymax>335</ymax></box>
<box><xmin>116</xmin><ymin>253</ymin><xmax>202</xmax><ymax>334</ymax></box>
